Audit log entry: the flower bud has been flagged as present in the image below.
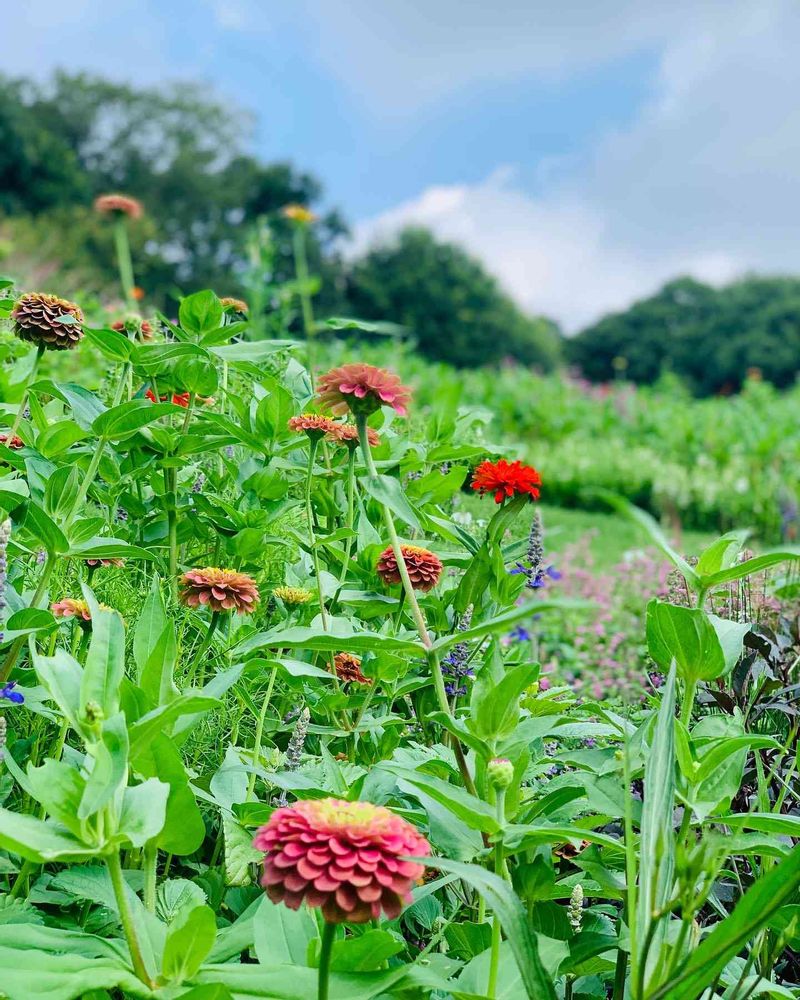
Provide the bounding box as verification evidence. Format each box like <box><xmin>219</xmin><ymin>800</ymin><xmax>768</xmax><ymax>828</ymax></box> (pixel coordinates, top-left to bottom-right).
<box><xmin>487</xmin><ymin>757</ymin><xmax>514</xmax><ymax>790</ymax></box>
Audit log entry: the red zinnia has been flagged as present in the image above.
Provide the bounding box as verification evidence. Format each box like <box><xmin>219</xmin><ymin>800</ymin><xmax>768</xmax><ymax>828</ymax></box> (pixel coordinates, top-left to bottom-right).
<box><xmin>376</xmin><ymin>544</ymin><xmax>442</xmax><ymax>592</ymax></box>
<box><xmin>316</xmin><ymin>363</ymin><xmax>412</xmax><ymax>417</ymax></box>
<box><xmin>334</xmin><ymin>652</ymin><xmax>372</xmax><ymax>685</ymax></box>
<box><xmin>179</xmin><ymin>567</ymin><xmax>260</xmax><ymax>613</ymax></box>
<box><xmin>0</xmin><ymin>434</ymin><xmax>24</xmax><ymax>450</ymax></box>
<box><xmin>471</xmin><ymin>459</ymin><xmax>542</xmax><ymax>504</ymax></box>
<box><xmin>145</xmin><ymin>388</ymin><xmax>191</xmax><ymax>407</ymax></box>
<box><xmin>254</xmin><ymin>798</ymin><xmax>430</xmax><ymax>923</ymax></box>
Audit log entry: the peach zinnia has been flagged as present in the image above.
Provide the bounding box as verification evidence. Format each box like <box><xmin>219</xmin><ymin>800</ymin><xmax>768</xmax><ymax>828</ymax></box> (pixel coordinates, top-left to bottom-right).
<box><xmin>179</xmin><ymin>568</ymin><xmax>260</xmax><ymax>614</ymax></box>
<box><xmin>94</xmin><ymin>193</ymin><xmax>143</xmax><ymax>219</ymax></box>
<box><xmin>327</xmin><ymin>423</ymin><xmax>381</xmax><ymax>448</ymax></box>
<box><xmin>315</xmin><ymin>363</ymin><xmax>411</xmax><ymax>417</ymax></box>
<box><xmin>376</xmin><ymin>544</ymin><xmax>442</xmax><ymax>592</ymax></box>
<box><xmin>254</xmin><ymin>798</ymin><xmax>430</xmax><ymax>923</ymax></box>
<box><xmin>52</xmin><ymin>598</ymin><xmax>92</xmax><ymax>621</ymax></box>
<box><xmin>287</xmin><ymin>414</ymin><xmax>339</xmax><ymax>438</ymax></box>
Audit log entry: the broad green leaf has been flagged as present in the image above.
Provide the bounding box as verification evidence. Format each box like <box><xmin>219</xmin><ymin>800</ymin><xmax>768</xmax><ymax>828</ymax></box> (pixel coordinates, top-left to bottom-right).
<box><xmin>179</xmin><ymin>289</ymin><xmax>223</xmax><ymax>336</ymax></box>
<box><xmin>35</xmin><ymin>419</ymin><xmax>87</xmax><ymax>458</ymax></box>
<box><xmin>0</xmin><ymin>808</ymin><xmax>97</xmax><ymax>862</ymax></box>
<box><xmin>646</xmin><ymin>600</ymin><xmax>727</xmax><ymax>683</ymax></box>
<box><xmin>162</xmin><ymin>904</ymin><xmax>218</xmax><ymax>982</ymax></box>
<box><xmin>78</xmin><ymin>712</ymin><xmax>129</xmax><ymax>820</ymax></box>
<box><xmin>392</xmin><ymin>768</ymin><xmax>501</xmax><ymax>834</ymax></box>
<box><xmin>23</xmin><ymin>501</ymin><xmax>68</xmax><ymax>554</ymax></box>
<box><xmin>423</xmin><ymin>857</ymin><xmax>556</xmax><ymax>1000</ymax></box>
<box><xmin>93</xmin><ymin>399</ymin><xmax>184</xmax><ymax>440</ymax></box>
<box><xmin>473</xmin><ymin>662</ymin><xmax>538</xmax><ymax>741</ymax></box>
<box><xmin>361</xmin><ymin>474</ymin><xmax>422</xmax><ymax>531</ymax></box>
<box><xmin>253</xmin><ymin>896</ymin><xmax>315</xmax><ymax>966</ymax></box>
<box><xmin>67</xmin><ymin>538</ymin><xmax>154</xmax><ymax>561</ymax></box>
<box><xmin>80</xmin><ymin>586</ymin><xmax>125</xmax><ymax>718</ymax></box>
<box><xmin>117</xmin><ymin>779</ymin><xmax>169</xmax><ymax>848</ymax></box>
<box><xmin>128</xmin><ymin>695</ymin><xmax>220</xmax><ymax>756</ymax></box>
<box><xmin>236</xmin><ymin>625</ymin><xmax>422</xmax><ymax>656</ymax></box>
<box><xmin>84</xmin><ymin>326</ymin><xmax>134</xmax><ymax>363</ymax></box>
<box><xmin>27</xmin><ymin>759</ymin><xmax>87</xmax><ymax>838</ymax></box>
<box><xmin>703</xmin><ymin>547</ymin><xmax>800</xmax><ymax>588</ymax></box>
<box><xmin>695</xmin><ymin>530</ymin><xmax>749</xmax><ymax>577</ymax></box>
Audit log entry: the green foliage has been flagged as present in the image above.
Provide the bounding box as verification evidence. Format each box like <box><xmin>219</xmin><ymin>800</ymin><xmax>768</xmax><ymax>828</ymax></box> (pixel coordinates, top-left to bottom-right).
<box><xmin>346</xmin><ymin>227</ymin><xmax>563</xmax><ymax>368</ymax></box>
<box><xmin>570</xmin><ymin>274</ymin><xmax>800</xmax><ymax>393</ymax></box>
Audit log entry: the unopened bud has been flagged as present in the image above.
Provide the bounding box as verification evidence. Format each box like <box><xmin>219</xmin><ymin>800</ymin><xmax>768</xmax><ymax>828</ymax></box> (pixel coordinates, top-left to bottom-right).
<box><xmin>487</xmin><ymin>757</ymin><xmax>514</xmax><ymax>790</ymax></box>
<box><xmin>83</xmin><ymin>700</ymin><xmax>104</xmax><ymax>725</ymax></box>
<box><xmin>569</xmin><ymin>883</ymin><xmax>584</xmax><ymax>932</ymax></box>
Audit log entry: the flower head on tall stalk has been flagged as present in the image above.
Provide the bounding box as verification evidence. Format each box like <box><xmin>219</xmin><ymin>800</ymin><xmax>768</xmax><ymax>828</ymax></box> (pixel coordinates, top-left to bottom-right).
<box><xmin>327</xmin><ymin>422</ymin><xmax>381</xmax><ymax>448</ymax></box>
<box><xmin>288</xmin><ymin>414</ymin><xmax>339</xmax><ymax>438</ymax></box>
<box><xmin>94</xmin><ymin>193</ymin><xmax>143</xmax><ymax>219</ymax></box>
<box><xmin>377</xmin><ymin>544</ymin><xmax>442</xmax><ymax>592</ymax></box>
<box><xmin>471</xmin><ymin>458</ymin><xmax>542</xmax><ymax>504</ymax></box>
<box><xmin>11</xmin><ymin>293</ymin><xmax>84</xmax><ymax>351</ymax></box>
<box><xmin>316</xmin><ymin>363</ymin><xmax>412</xmax><ymax>417</ymax></box>
<box><xmin>220</xmin><ymin>296</ymin><xmax>249</xmax><ymax>314</ymax></box>
<box><xmin>253</xmin><ymin>798</ymin><xmax>430</xmax><ymax>923</ymax></box>
<box><xmin>179</xmin><ymin>568</ymin><xmax>260</xmax><ymax>614</ymax></box>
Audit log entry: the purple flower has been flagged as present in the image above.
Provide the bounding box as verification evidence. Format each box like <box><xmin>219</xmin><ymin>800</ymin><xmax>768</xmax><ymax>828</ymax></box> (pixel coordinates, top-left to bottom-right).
<box><xmin>508</xmin><ymin>624</ymin><xmax>531</xmax><ymax>643</ymax></box>
<box><xmin>0</xmin><ymin>681</ymin><xmax>24</xmax><ymax>705</ymax></box>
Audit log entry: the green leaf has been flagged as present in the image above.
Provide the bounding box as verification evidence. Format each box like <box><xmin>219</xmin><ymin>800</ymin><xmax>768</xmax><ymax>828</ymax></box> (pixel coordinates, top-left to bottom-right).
<box><xmin>80</xmin><ymin>586</ymin><xmax>125</xmax><ymax>717</ymax></box>
<box><xmin>36</xmin><ymin>419</ymin><xmax>87</xmax><ymax>458</ymax></box>
<box><xmin>133</xmin><ymin>576</ymin><xmax>168</xmax><ymax>684</ymax></box>
<box><xmin>118</xmin><ymin>779</ymin><xmax>169</xmax><ymax>848</ymax></box>
<box><xmin>253</xmin><ymin>896</ymin><xmax>315</xmax><ymax>966</ymax></box>
<box><xmin>23</xmin><ymin>501</ymin><xmax>68</xmax><ymax>554</ymax></box>
<box><xmin>646</xmin><ymin>600</ymin><xmax>730</xmax><ymax>683</ymax></box>
<box><xmin>84</xmin><ymin>326</ymin><xmax>134</xmax><ymax>363</ymax></box>
<box><xmin>423</xmin><ymin>857</ymin><xmax>556</xmax><ymax>999</ymax></box>
<box><xmin>0</xmin><ymin>808</ymin><xmax>97</xmax><ymax>862</ymax></box>
<box><xmin>656</xmin><ymin>844</ymin><xmax>800</xmax><ymax>1000</ymax></box>
<box><xmin>236</xmin><ymin>624</ymin><xmax>422</xmax><ymax>656</ymax></box>
<box><xmin>78</xmin><ymin>713</ymin><xmax>129</xmax><ymax>820</ymax></box>
<box><xmin>716</xmin><ymin>813</ymin><xmax>800</xmax><ymax>836</ymax></box>
<box><xmin>162</xmin><ymin>904</ymin><xmax>218</xmax><ymax>982</ymax></box>
<box><xmin>391</xmin><ymin>768</ymin><xmax>501</xmax><ymax>834</ymax></box>
<box><xmin>93</xmin><ymin>399</ymin><xmax>184</xmax><ymax>440</ymax></box>
<box><xmin>703</xmin><ymin>547</ymin><xmax>800</xmax><ymax>588</ymax></box>
<box><xmin>27</xmin><ymin>759</ymin><xmax>87</xmax><ymax>838</ymax></box>
<box><xmin>638</xmin><ymin>664</ymin><xmax>677</xmax><ymax>996</ymax></box>
<box><xmin>128</xmin><ymin>695</ymin><xmax>220</xmax><ymax>756</ymax></box>
<box><xmin>434</xmin><ymin>599</ymin><xmax>586</xmax><ymax>652</ymax></box>
<box><xmin>473</xmin><ymin>662</ymin><xmax>538</xmax><ymax>741</ymax></box>
<box><xmin>695</xmin><ymin>530</ymin><xmax>750</xmax><ymax>577</ymax></box>
<box><xmin>361</xmin><ymin>474</ymin><xmax>422</xmax><ymax>531</ymax></box>
<box><xmin>179</xmin><ymin>290</ymin><xmax>223</xmax><ymax>336</ymax></box>
<box><xmin>32</xmin><ymin>647</ymin><xmax>84</xmax><ymax>732</ymax></box>
<box><xmin>486</xmin><ymin>493</ymin><xmax>530</xmax><ymax>544</ymax></box>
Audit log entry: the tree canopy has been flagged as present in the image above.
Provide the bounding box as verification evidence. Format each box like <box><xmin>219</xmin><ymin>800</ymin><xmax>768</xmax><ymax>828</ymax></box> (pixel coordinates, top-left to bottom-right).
<box><xmin>346</xmin><ymin>227</ymin><xmax>562</xmax><ymax>369</ymax></box>
<box><xmin>569</xmin><ymin>275</ymin><xmax>800</xmax><ymax>394</ymax></box>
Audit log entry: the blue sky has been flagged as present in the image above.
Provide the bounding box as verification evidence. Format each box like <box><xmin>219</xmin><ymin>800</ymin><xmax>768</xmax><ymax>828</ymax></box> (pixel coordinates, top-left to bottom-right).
<box><xmin>14</xmin><ymin>1</ymin><xmax>800</xmax><ymax>328</ymax></box>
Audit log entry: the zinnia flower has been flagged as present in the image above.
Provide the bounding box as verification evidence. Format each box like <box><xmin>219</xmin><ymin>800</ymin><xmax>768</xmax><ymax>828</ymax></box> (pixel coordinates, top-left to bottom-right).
<box><xmin>220</xmin><ymin>297</ymin><xmax>248</xmax><ymax>313</ymax></box>
<box><xmin>145</xmin><ymin>388</ymin><xmax>191</xmax><ymax>407</ymax></box>
<box><xmin>111</xmin><ymin>318</ymin><xmax>153</xmax><ymax>341</ymax></box>
<box><xmin>85</xmin><ymin>558</ymin><xmax>125</xmax><ymax>568</ymax></box>
<box><xmin>376</xmin><ymin>544</ymin><xmax>442</xmax><ymax>592</ymax></box>
<box><xmin>0</xmin><ymin>434</ymin><xmax>24</xmax><ymax>450</ymax></box>
<box><xmin>273</xmin><ymin>585</ymin><xmax>313</xmax><ymax>606</ymax></box>
<box><xmin>281</xmin><ymin>204</ymin><xmax>316</xmax><ymax>224</ymax></box>
<box><xmin>471</xmin><ymin>459</ymin><xmax>542</xmax><ymax>504</ymax></box>
<box><xmin>179</xmin><ymin>568</ymin><xmax>260</xmax><ymax>613</ymax></box>
<box><xmin>131</xmin><ymin>286</ymin><xmax>145</xmax><ymax>301</ymax></box>
<box><xmin>327</xmin><ymin>423</ymin><xmax>381</xmax><ymax>448</ymax></box>
<box><xmin>51</xmin><ymin>598</ymin><xmax>115</xmax><ymax>622</ymax></box>
<box><xmin>253</xmin><ymin>798</ymin><xmax>430</xmax><ymax>923</ymax></box>
<box><xmin>12</xmin><ymin>293</ymin><xmax>84</xmax><ymax>351</ymax></box>
<box><xmin>316</xmin><ymin>364</ymin><xmax>412</xmax><ymax>417</ymax></box>
<box><xmin>93</xmin><ymin>193</ymin><xmax>143</xmax><ymax>220</ymax></box>
<box><xmin>287</xmin><ymin>414</ymin><xmax>339</xmax><ymax>438</ymax></box>
<box><xmin>334</xmin><ymin>652</ymin><xmax>372</xmax><ymax>685</ymax></box>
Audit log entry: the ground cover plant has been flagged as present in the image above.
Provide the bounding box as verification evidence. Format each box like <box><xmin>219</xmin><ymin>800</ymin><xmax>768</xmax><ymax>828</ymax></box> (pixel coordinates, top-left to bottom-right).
<box><xmin>0</xmin><ymin>199</ymin><xmax>799</xmax><ymax>999</ymax></box>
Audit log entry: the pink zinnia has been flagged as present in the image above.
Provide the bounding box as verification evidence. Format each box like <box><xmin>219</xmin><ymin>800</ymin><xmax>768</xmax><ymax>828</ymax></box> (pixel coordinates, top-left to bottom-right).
<box><xmin>315</xmin><ymin>363</ymin><xmax>412</xmax><ymax>417</ymax></box>
<box><xmin>376</xmin><ymin>544</ymin><xmax>443</xmax><ymax>592</ymax></box>
<box><xmin>254</xmin><ymin>798</ymin><xmax>430</xmax><ymax>923</ymax></box>
<box><xmin>51</xmin><ymin>598</ymin><xmax>92</xmax><ymax>621</ymax></box>
<box><xmin>94</xmin><ymin>193</ymin><xmax>143</xmax><ymax>220</ymax></box>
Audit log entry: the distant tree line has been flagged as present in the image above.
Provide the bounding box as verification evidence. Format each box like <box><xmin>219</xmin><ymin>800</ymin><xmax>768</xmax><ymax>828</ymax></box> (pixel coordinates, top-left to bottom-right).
<box><xmin>569</xmin><ymin>275</ymin><xmax>800</xmax><ymax>395</ymax></box>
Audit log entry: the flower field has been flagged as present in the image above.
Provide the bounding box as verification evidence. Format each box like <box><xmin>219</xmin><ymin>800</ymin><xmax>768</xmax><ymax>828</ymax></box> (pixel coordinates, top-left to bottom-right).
<box><xmin>0</xmin><ymin>199</ymin><xmax>800</xmax><ymax>1000</ymax></box>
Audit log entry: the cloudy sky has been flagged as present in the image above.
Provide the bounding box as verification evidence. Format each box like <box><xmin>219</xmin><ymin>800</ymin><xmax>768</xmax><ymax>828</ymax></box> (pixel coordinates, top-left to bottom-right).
<box><xmin>14</xmin><ymin>0</ymin><xmax>800</xmax><ymax>329</ymax></box>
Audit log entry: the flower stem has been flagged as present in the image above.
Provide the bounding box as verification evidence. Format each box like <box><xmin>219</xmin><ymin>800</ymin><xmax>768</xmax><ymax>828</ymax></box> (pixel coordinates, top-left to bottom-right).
<box><xmin>142</xmin><ymin>841</ymin><xmax>157</xmax><ymax>913</ymax></box>
<box><xmin>194</xmin><ymin>610</ymin><xmax>221</xmax><ymax>687</ymax></box>
<box><xmin>355</xmin><ymin>414</ymin><xmax>478</xmax><ymax>798</ymax></box>
<box><xmin>680</xmin><ymin>677</ymin><xmax>697</xmax><ymax>726</ymax></box>
<box><xmin>113</xmin><ymin>217</ymin><xmax>136</xmax><ymax>307</ymax></box>
<box><xmin>337</xmin><ymin>446</ymin><xmax>357</xmax><ymax>587</ymax></box>
<box><xmin>246</xmin><ymin>663</ymin><xmax>278</xmax><ymax>800</ymax></box>
<box><xmin>317</xmin><ymin>920</ymin><xmax>336</xmax><ymax>1000</ymax></box>
<box><xmin>293</xmin><ymin>226</ymin><xmax>316</xmax><ymax>387</ymax></box>
<box><xmin>487</xmin><ymin>788</ymin><xmax>508</xmax><ymax>999</ymax></box>
<box><xmin>305</xmin><ymin>437</ymin><xmax>328</xmax><ymax>630</ymax></box>
<box><xmin>7</xmin><ymin>344</ymin><xmax>44</xmax><ymax>441</ymax></box>
<box><xmin>106</xmin><ymin>849</ymin><xmax>151</xmax><ymax>986</ymax></box>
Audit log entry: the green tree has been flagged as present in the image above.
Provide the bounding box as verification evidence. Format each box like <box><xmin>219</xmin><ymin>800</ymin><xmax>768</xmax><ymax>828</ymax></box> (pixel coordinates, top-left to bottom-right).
<box><xmin>345</xmin><ymin>227</ymin><xmax>562</xmax><ymax>368</ymax></box>
<box><xmin>0</xmin><ymin>72</ymin><xmax>347</xmax><ymax>312</ymax></box>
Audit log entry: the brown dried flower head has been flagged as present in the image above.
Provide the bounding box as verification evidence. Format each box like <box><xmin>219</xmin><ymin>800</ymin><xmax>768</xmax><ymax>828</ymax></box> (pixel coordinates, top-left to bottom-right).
<box><xmin>12</xmin><ymin>293</ymin><xmax>84</xmax><ymax>351</ymax></box>
<box><xmin>334</xmin><ymin>652</ymin><xmax>372</xmax><ymax>685</ymax></box>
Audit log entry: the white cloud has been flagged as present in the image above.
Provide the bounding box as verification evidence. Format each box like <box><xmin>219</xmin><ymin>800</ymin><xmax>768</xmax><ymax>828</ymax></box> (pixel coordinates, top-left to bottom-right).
<box><xmin>353</xmin><ymin>0</ymin><xmax>800</xmax><ymax>329</ymax></box>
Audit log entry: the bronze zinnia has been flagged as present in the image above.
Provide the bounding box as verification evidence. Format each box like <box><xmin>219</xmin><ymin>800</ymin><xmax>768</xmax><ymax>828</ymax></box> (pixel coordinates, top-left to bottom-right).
<box><xmin>220</xmin><ymin>296</ymin><xmax>249</xmax><ymax>313</ymax></box>
<box><xmin>334</xmin><ymin>652</ymin><xmax>372</xmax><ymax>685</ymax></box>
<box><xmin>94</xmin><ymin>193</ymin><xmax>143</xmax><ymax>219</ymax></box>
<box><xmin>12</xmin><ymin>293</ymin><xmax>84</xmax><ymax>351</ymax></box>
<box><xmin>253</xmin><ymin>798</ymin><xmax>430</xmax><ymax>923</ymax></box>
<box><xmin>315</xmin><ymin>363</ymin><xmax>412</xmax><ymax>417</ymax></box>
<box><xmin>327</xmin><ymin>423</ymin><xmax>381</xmax><ymax>448</ymax></box>
<box><xmin>179</xmin><ymin>568</ymin><xmax>260</xmax><ymax>614</ymax></box>
<box><xmin>287</xmin><ymin>414</ymin><xmax>340</xmax><ymax>438</ymax></box>
<box><xmin>376</xmin><ymin>544</ymin><xmax>443</xmax><ymax>591</ymax></box>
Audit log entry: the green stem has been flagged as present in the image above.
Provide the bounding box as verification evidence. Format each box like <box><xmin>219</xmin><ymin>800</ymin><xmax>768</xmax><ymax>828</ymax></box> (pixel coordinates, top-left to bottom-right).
<box><xmin>9</xmin><ymin>858</ymin><xmax>35</xmax><ymax>899</ymax></box>
<box><xmin>355</xmin><ymin>414</ymin><xmax>478</xmax><ymax>797</ymax></box>
<box><xmin>623</xmin><ymin>736</ymin><xmax>639</xmax><ymax>995</ymax></box>
<box><xmin>317</xmin><ymin>920</ymin><xmax>336</xmax><ymax>1000</ymax></box>
<box><xmin>680</xmin><ymin>678</ymin><xmax>697</xmax><ymax>726</ymax></box>
<box><xmin>293</xmin><ymin>226</ymin><xmax>316</xmax><ymax>386</ymax></box>
<box><xmin>0</xmin><ymin>553</ymin><xmax>57</xmax><ymax>682</ymax></box>
<box><xmin>113</xmin><ymin>217</ymin><xmax>136</xmax><ymax>307</ymax></box>
<box><xmin>166</xmin><ymin>466</ymin><xmax>178</xmax><ymax>600</ymax></box>
<box><xmin>7</xmin><ymin>345</ymin><xmax>44</xmax><ymax>441</ymax></box>
<box><xmin>337</xmin><ymin>446</ymin><xmax>357</xmax><ymax>587</ymax></box>
<box><xmin>305</xmin><ymin>437</ymin><xmax>328</xmax><ymax>630</ymax></box>
<box><xmin>487</xmin><ymin>788</ymin><xmax>508</xmax><ymax>998</ymax></box>
<box><xmin>142</xmin><ymin>841</ymin><xmax>157</xmax><ymax>913</ymax></box>
<box><xmin>106</xmin><ymin>850</ymin><xmax>151</xmax><ymax>986</ymax></box>
<box><xmin>246</xmin><ymin>664</ymin><xmax>279</xmax><ymax>800</ymax></box>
